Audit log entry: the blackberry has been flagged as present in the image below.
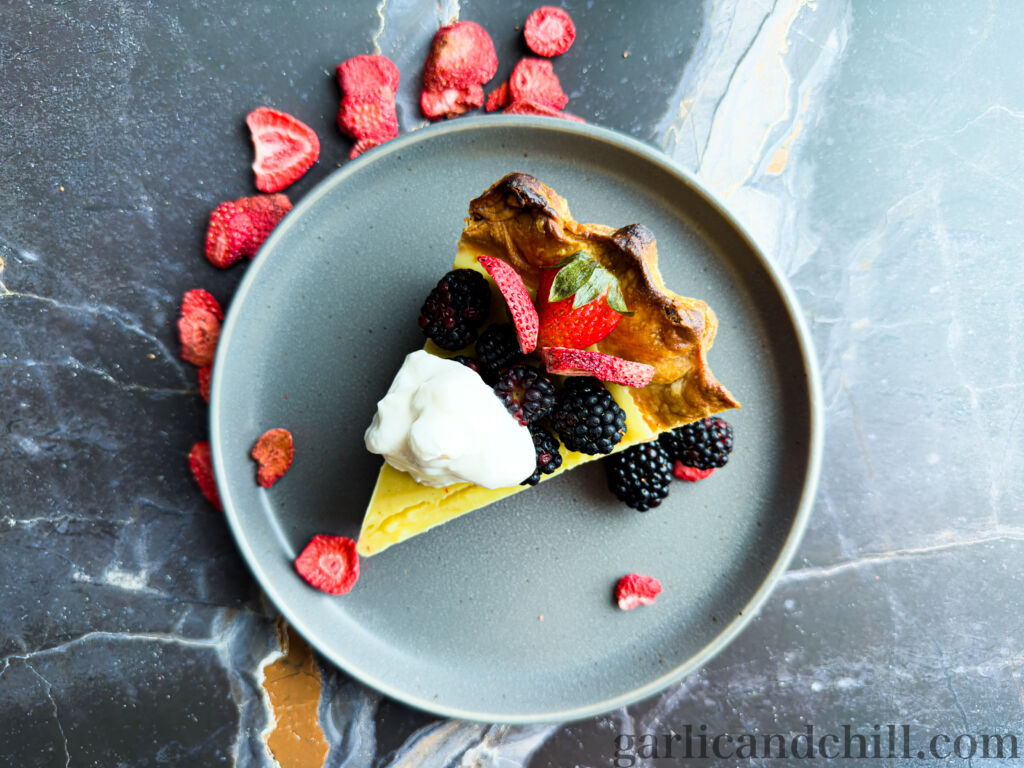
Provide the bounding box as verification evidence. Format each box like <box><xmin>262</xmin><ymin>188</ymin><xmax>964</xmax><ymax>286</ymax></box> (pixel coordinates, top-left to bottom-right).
<box><xmin>493</xmin><ymin>365</ymin><xmax>557</xmax><ymax>425</ymax></box>
<box><xmin>521</xmin><ymin>425</ymin><xmax>563</xmax><ymax>486</ymax></box>
<box><xmin>604</xmin><ymin>441</ymin><xmax>673</xmax><ymax>511</ymax></box>
<box><xmin>475</xmin><ymin>323</ymin><xmax>523</xmax><ymax>382</ymax></box>
<box><xmin>450</xmin><ymin>355</ymin><xmax>480</xmax><ymax>373</ymax></box>
<box><xmin>550</xmin><ymin>377</ymin><xmax>626</xmax><ymax>455</ymax></box>
<box><xmin>659</xmin><ymin>416</ymin><xmax>734</xmax><ymax>470</ymax></box>
<box><xmin>418</xmin><ymin>269</ymin><xmax>491</xmax><ymax>351</ymax></box>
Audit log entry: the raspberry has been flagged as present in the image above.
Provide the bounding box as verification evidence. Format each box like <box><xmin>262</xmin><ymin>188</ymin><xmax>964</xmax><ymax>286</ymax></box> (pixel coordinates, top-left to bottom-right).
<box><xmin>521</xmin><ymin>425</ymin><xmax>563</xmax><ymax>486</ymax></box>
<box><xmin>294</xmin><ymin>534</ymin><xmax>359</xmax><ymax>595</ymax></box>
<box><xmin>524</xmin><ymin>6</ymin><xmax>576</xmax><ymax>58</ymax></box>
<box><xmin>420</xmin><ymin>83</ymin><xmax>484</xmax><ymax>120</ymax></box>
<box><xmin>604</xmin><ymin>441</ymin><xmax>673</xmax><ymax>511</ymax></box>
<box><xmin>492</xmin><ymin>365</ymin><xmax>557</xmax><ymax>426</ymax></box>
<box><xmin>251</xmin><ymin>428</ymin><xmax>295</xmax><ymax>489</ymax></box>
<box><xmin>246</xmin><ymin>107</ymin><xmax>320</xmax><ymax>193</ymax></box>
<box><xmin>418</xmin><ymin>269</ymin><xmax>491</xmax><ymax>351</ymax></box>
<box><xmin>659</xmin><ymin>417</ymin><xmax>734</xmax><ymax>470</ymax></box>
<box><xmin>550</xmin><ymin>377</ymin><xmax>626</xmax><ymax>455</ymax></box>
<box><xmin>485</xmin><ymin>81</ymin><xmax>511</xmax><ymax>112</ymax></box>
<box><xmin>422</xmin><ymin>21</ymin><xmax>498</xmax><ymax>92</ymax></box>
<box><xmin>477</xmin><ymin>255</ymin><xmax>538</xmax><ymax>353</ymax></box>
<box><xmin>673</xmin><ymin>462</ymin><xmax>715</xmax><ymax>482</ymax></box>
<box><xmin>178</xmin><ymin>290</ymin><xmax>222</xmax><ymax>367</ymax></box>
<box><xmin>503</xmin><ymin>99</ymin><xmax>585</xmax><ymax>122</ymax></box>
<box><xmin>615</xmin><ymin>573</ymin><xmax>662</xmax><ymax>611</ymax></box>
<box><xmin>509</xmin><ymin>58</ymin><xmax>568</xmax><ymax>111</ymax></box>
<box><xmin>205</xmin><ymin>194</ymin><xmax>292</xmax><ymax>268</ymax></box>
<box><xmin>475</xmin><ymin>323</ymin><xmax>524</xmax><ymax>382</ymax></box>
<box><xmin>188</xmin><ymin>441</ymin><xmax>222</xmax><ymax>511</ymax></box>
<box><xmin>541</xmin><ymin>347</ymin><xmax>655</xmax><ymax>388</ymax></box>
<box><xmin>198</xmin><ymin>364</ymin><xmax>212</xmax><ymax>403</ymax></box>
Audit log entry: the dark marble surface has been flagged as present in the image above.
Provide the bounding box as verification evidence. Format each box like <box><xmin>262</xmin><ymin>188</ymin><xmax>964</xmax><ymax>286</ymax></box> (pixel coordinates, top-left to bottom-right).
<box><xmin>3</xmin><ymin>1</ymin><xmax>1023</xmax><ymax>766</ymax></box>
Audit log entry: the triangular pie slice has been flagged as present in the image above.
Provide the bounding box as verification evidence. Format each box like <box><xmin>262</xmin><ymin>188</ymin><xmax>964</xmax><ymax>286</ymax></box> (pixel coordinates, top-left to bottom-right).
<box><xmin>357</xmin><ymin>173</ymin><xmax>739</xmax><ymax>556</ymax></box>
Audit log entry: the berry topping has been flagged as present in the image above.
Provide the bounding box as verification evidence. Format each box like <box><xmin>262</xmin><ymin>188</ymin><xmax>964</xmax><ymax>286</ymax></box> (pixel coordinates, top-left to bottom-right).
<box><xmin>521</xmin><ymin>424</ymin><xmax>563</xmax><ymax>486</ymax></box>
<box><xmin>246</xmin><ymin>107</ymin><xmax>320</xmax><ymax>193</ymax></box>
<box><xmin>510</xmin><ymin>58</ymin><xmax>568</xmax><ymax>111</ymax></box>
<box><xmin>294</xmin><ymin>534</ymin><xmax>360</xmax><ymax>595</ymax></box>
<box><xmin>605</xmin><ymin>441</ymin><xmax>673</xmax><ymax>511</ymax></box>
<box><xmin>537</xmin><ymin>252</ymin><xmax>630</xmax><ymax>348</ymax></box>
<box><xmin>550</xmin><ymin>377</ymin><xmax>626</xmax><ymax>455</ymax></box>
<box><xmin>524</xmin><ymin>6</ymin><xmax>576</xmax><ymax>58</ymax></box>
<box><xmin>477</xmin><ymin>255</ymin><xmax>539</xmax><ymax>353</ymax></box>
<box><xmin>659</xmin><ymin>417</ymin><xmax>734</xmax><ymax>471</ymax></box>
<box><xmin>493</xmin><ymin>364</ymin><xmax>557</xmax><ymax>426</ymax></box>
<box><xmin>450</xmin><ymin>355</ymin><xmax>480</xmax><ymax>373</ymax></box>
<box><xmin>474</xmin><ymin>323</ymin><xmax>525</xmax><ymax>382</ymax></box>
<box><xmin>188</xmin><ymin>441</ymin><xmax>222</xmax><ymax>511</ymax></box>
<box><xmin>542</xmin><ymin>347</ymin><xmax>655</xmax><ymax>388</ymax></box>
<box><xmin>178</xmin><ymin>289</ymin><xmax>222</xmax><ymax>367</ymax></box>
<box><xmin>673</xmin><ymin>462</ymin><xmax>715</xmax><ymax>482</ymax></box>
<box><xmin>420</xmin><ymin>83</ymin><xmax>485</xmax><ymax>120</ymax></box>
<box><xmin>615</xmin><ymin>573</ymin><xmax>662</xmax><ymax>611</ymax></box>
<box><xmin>422</xmin><ymin>21</ymin><xmax>498</xmax><ymax>92</ymax></box>
<box><xmin>198</xmin><ymin>364</ymin><xmax>212</xmax><ymax>403</ymax></box>
<box><xmin>205</xmin><ymin>194</ymin><xmax>292</xmax><ymax>269</ymax></box>
<box><xmin>418</xmin><ymin>269</ymin><xmax>492</xmax><ymax>351</ymax></box>
<box><xmin>502</xmin><ymin>99</ymin><xmax>585</xmax><ymax>122</ymax></box>
<box><xmin>485</xmin><ymin>81</ymin><xmax>511</xmax><ymax>112</ymax></box>
<box><xmin>251</xmin><ymin>428</ymin><xmax>295</xmax><ymax>489</ymax></box>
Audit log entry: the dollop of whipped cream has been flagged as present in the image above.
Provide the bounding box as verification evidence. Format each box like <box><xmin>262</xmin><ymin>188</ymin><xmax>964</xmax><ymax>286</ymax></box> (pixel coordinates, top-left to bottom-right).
<box><xmin>364</xmin><ymin>350</ymin><xmax>536</xmax><ymax>489</ymax></box>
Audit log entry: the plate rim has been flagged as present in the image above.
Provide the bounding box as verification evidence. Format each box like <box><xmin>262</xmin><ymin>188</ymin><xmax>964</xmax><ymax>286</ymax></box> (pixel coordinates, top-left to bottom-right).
<box><xmin>210</xmin><ymin>115</ymin><xmax>824</xmax><ymax>724</ymax></box>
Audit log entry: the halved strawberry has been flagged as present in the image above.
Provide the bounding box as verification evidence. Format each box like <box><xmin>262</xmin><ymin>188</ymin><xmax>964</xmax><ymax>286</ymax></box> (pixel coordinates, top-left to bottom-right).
<box><xmin>477</xmin><ymin>255</ymin><xmax>538</xmax><ymax>353</ymax></box>
<box><xmin>537</xmin><ymin>252</ymin><xmax>631</xmax><ymax>348</ymax></box>
<box><xmin>295</xmin><ymin>534</ymin><xmax>360</xmax><ymax>595</ymax></box>
<box><xmin>541</xmin><ymin>347</ymin><xmax>655</xmax><ymax>388</ymax></box>
<box><xmin>246</xmin><ymin>107</ymin><xmax>320</xmax><ymax>193</ymax></box>
<box><xmin>615</xmin><ymin>573</ymin><xmax>662</xmax><ymax>611</ymax></box>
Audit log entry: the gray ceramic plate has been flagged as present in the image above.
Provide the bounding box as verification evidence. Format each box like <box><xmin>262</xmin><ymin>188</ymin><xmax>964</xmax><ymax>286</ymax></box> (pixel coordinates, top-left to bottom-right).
<box><xmin>210</xmin><ymin>116</ymin><xmax>822</xmax><ymax>724</ymax></box>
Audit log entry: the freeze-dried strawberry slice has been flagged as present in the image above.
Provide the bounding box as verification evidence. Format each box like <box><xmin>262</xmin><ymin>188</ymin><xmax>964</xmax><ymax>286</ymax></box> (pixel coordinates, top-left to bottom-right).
<box><xmin>189</xmin><ymin>441</ymin><xmax>222</xmax><ymax>511</ymax></box>
<box><xmin>246</xmin><ymin>107</ymin><xmax>320</xmax><ymax>193</ymax></box>
<box><xmin>524</xmin><ymin>6</ymin><xmax>576</xmax><ymax>58</ymax></box>
<box><xmin>485</xmin><ymin>81</ymin><xmax>511</xmax><ymax>112</ymax></box>
<box><xmin>541</xmin><ymin>347</ymin><xmax>655</xmax><ymax>388</ymax></box>
<box><xmin>673</xmin><ymin>462</ymin><xmax>715</xmax><ymax>482</ymax></box>
<box><xmin>295</xmin><ymin>534</ymin><xmax>360</xmax><ymax>595</ymax></box>
<box><xmin>616</xmin><ymin>573</ymin><xmax>662</xmax><ymax>611</ymax></box>
<box><xmin>336</xmin><ymin>54</ymin><xmax>400</xmax><ymax>97</ymax></box>
<box><xmin>421</xmin><ymin>83</ymin><xmax>485</xmax><ymax>120</ymax></box>
<box><xmin>182</xmin><ymin>289</ymin><xmax>223</xmax><ymax>322</ymax></box>
<box><xmin>503</xmin><ymin>98</ymin><xmax>585</xmax><ymax>122</ymax></box>
<box><xmin>422</xmin><ymin>21</ymin><xmax>498</xmax><ymax>92</ymax></box>
<box><xmin>251</xmin><ymin>428</ymin><xmax>295</xmax><ymax>489</ymax></box>
<box><xmin>510</xmin><ymin>58</ymin><xmax>568</xmax><ymax>111</ymax></box>
<box><xmin>477</xmin><ymin>255</ymin><xmax>539</xmax><ymax>353</ymax></box>
<box><xmin>338</xmin><ymin>93</ymin><xmax>399</xmax><ymax>143</ymax></box>
<box><xmin>205</xmin><ymin>194</ymin><xmax>292</xmax><ymax>268</ymax></box>
<box><xmin>178</xmin><ymin>290</ymin><xmax>222</xmax><ymax>367</ymax></box>
<box><xmin>198</xmin><ymin>364</ymin><xmax>212</xmax><ymax>404</ymax></box>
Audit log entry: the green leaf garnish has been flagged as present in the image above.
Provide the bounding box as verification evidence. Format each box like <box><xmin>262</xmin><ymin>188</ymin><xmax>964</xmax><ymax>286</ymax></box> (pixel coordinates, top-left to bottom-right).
<box><xmin>546</xmin><ymin>251</ymin><xmax>633</xmax><ymax>316</ymax></box>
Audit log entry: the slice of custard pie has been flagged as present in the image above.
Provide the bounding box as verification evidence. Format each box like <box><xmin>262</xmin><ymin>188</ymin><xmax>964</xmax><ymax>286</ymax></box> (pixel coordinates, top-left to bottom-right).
<box><xmin>358</xmin><ymin>173</ymin><xmax>739</xmax><ymax>557</ymax></box>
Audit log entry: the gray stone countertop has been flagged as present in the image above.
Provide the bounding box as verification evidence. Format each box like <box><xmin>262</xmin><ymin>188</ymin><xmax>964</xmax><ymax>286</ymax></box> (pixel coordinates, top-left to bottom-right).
<box><xmin>2</xmin><ymin>0</ymin><xmax>1022</xmax><ymax>765</ymax></box>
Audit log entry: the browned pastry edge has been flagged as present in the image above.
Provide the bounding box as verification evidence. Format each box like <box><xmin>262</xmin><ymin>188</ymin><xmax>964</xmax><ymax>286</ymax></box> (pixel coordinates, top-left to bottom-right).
<box><xmin>462</xmin><ymin>172</ymin><xmax>739</xmax><ymax>432</ymax></box>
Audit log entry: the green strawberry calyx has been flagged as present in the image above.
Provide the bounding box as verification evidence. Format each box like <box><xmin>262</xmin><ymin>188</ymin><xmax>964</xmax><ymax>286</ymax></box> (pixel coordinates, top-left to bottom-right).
<box><xmin>546</xmin><ymin>252</ymin><xmax>632</xmax><ymax>315</ymax></box>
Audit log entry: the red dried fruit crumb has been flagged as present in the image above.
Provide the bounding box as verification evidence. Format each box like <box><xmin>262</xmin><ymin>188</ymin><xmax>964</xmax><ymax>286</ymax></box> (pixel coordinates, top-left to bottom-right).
<box><xmin>541</xmin><ymin>346</ymin><xmax>655</xmax><ymax>388</ymax></box>
<box><xmin>616</xmin><ymin>573</ymin><xmax>662</xmax><ymax>611</ymax></box>
<box><xmin>503</xmin><ymin>98</ymin><xmax>585</xmax><ymax>122</ymax></box>
<box><xmin>178</xmin><ymin>290</ymin><xmax>222</xmax><ymax>367</ymax></box>
<box><xmin>189</xmin><ymin>441</ymin><xmax>222</xmax><ymax>511</ymax></box>
<box><xmin>251</xmin><ymin>428</ymin><xmax>295</xmax><ymax>489</ymax></box>
<box><xmin>477</xmin><ymin>255</ymin><xmax>539</xmax><ymax>353</ymax></box>
<box><xmin>205</xmin><ymin>194</ymin><xmax>292</xmax><ymax>268</ymax></box>
<box><xmin>509</xmin><ymin>58</ymin><xmax>568</xmax><ymax>111</ymax></box>
<box><xmin>524</xmin><ymin>6</ymin><xmax>576</xmax><ymax>58</ymax></box>
<box><xmin>673</xmin><ymin>462</ymin><xmax>715</xmax><ymax>482</ymax></box>
<box><xmin>198</xmin><ymin>364</ymin><xmax>212</xmax><ymax>403</ymax></box>
<box><xmin>246</xmin><ymin>107</ymin><xmax>320</xmax><ymax>193</ymax></box>
<box><xmin>420</xmin><ymin>83</ymin><xmax>485</xmax><ymax>120</ymax></box>
<box><xmin>336</xmin><ymin>56</ymin><xmax>401</xmax><ymax>158</ymax></box>
<box><xmin>295</xmin><ymin>534</ymin><xmax>360</xmax><ymax>595</ymax></box>
<box><xmin>422</xmin><ymin>21</ymin><xmax>498</xmax><ymax>92</ymax></box>
<box><xmin>485</xmin><ymin>81</ymin><xmax>511</xmax><ymax>112</ymax></box>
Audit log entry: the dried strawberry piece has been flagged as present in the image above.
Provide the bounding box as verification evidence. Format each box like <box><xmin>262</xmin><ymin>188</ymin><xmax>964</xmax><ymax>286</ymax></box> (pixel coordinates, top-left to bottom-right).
<box><xmin>504</xmin><ymin>98</ymin><xmax>585</xmax><ymax>122</ymax></box>
<box><xmin>246</xmin><ymin>107</ymin><xmax>320</xmax><ymax>193</ymax></box>
<box><xmin>251</xmin><ymin>428</ymin><xmax>295</xmax><ymax>489</ymax></box>
<box><xmin>615</xmin><ymin>573</ymin><xmax>662</xmax><ymax>611</ymax></box>
<box><xmin>178</xmin><ymin>290</ymin><xmax>222</xmax><ymax>367</ymax></box>
<box><xmin>420</xmin><ymin>83</ymin><xmax>484</xmax><ymax>120</ymax></box>
<box><xmin>350</xmin><ymin>138</ymin><xmax>381</xmax><ymax>158</ymax></box>
<box><xmin>477</xmin><ymin>255</ymin><xmax>539</xmax><ymax>353</ymax></box>
<box><xmin>182</xmin><ymin>289</ymin><xmax>223</xmax><ymax>322</ymax></box>
<box><xmin>295</xmin><ymin>534</ymin><xmax>360</xmax><ymax>595</ymax></box>
<box><xmin>509</xmin><ymin>58</ymin><xmax>568</xmax><ymax>111</ymax></box>
<box><xmin>198</xmin><ymin>364</ymin><xmax>212</xmax><ymax>403</ymax></box>
<box><xmin>541</xmin><ymin>347</ymin><xmax>655</xmax><ymax>388</ymax></box>
<box><xmin>336</xmin><ymin>54</ymin><xmax>400</xmax><ymax>97</ymax></box>
<box><xmin>422</xmin><ymin>21</ymin><xmax>498</xmax><ymax>92</ymax></box>
<box><xmin>673</xmin><ymin>462</ymin><xmax>715</xmax><ymax>482</ymax></box>
<box><xmin>338</xmin><ymin>93</ymin><xmax>399</xmax><ymax>144</ymax></box>
<box><xmin>189</xmin><ymin>441</ymin><xmax>222</xmax><ymax>511</ymax></box>
<box><xmin>205</xmin><ymin>194</ymin><xmax>292</xmax><ymax>268</ymax></box>
<box><xmin>524</xmin><ymin>6</ymin><xmax>576</xmax><ymax>58</ymax></box>
<box><xmin>485</xmin><ymin>81</ymin><xmax>511</xmax><ymax>112</ymax></box>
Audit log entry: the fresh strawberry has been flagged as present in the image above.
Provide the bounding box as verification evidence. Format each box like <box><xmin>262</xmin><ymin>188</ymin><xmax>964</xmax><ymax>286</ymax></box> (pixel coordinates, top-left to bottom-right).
<box><xmin>536</xmin><ymin>252</ymin><xmax>630</xmax><ymax>348</ymax></box>
<box><xmin>503</xmin><ymin>98</ymin><xmax>585</xmax><ymax>122</ymax></box>
<box><xmin>485</xmin><ymin>81</ymin><xmax>510</xmax><ymax>112</ymax></box>
<box><xmin>198</xmin><ymin>364</ymin><xmax>212</xmax><ymax>404</ymax></box>
<box><xmin>541</xmin><ymin>347</ymin><xmax>655</xmax><ymax>388</ymax></box>
<box><xmin>188</xmin><ymin>441</ymin><xmax>222</xmax><ymax>511</ymax></box>
<box><xmin>295</xmin><ymin>534</ymin><xmax>360</xmax><ymax>595</ymax></box>
<box><xmin>246</xmin><ymin>107</ymin><xmax>320</xmax><ymax>193</ymax></box>
<box><xmin>205</xmin><ymin>194</ymin><xmax>291</xmax><ymax>268</ymax></box>
<box><xmin>182</xmin><ymin>289</ymin><xmax>223</xmax><ymax>321</ymax></box>
<box><xmin>422</xmin><ymin>21</ymin><xmax>498</xmax><ymax>92</ymax></box>
<box><xmin>673</xmin><ymin>462</ymin><xmax>715</xmax><ymax>482</ymax></box>
<box><xmin>420</xmin><ymin>83</ymin><xmax>484</xmax><ymax>120</ymax></box>
<box><xmin>615</xmin><ymin>573</ymin><xmax>662</xmax><ymax>611</ymax></box>
<box><xmin>251</xmin><ymin>428</ymin><xmax>295</xmax><ymax>489</ymax></box>
<box><xmin>509</xmin><ymin>58</ymin><xmax>568</xmax><ymax>111</ymax></box>
<box><xmin>477</xmin><ymin>255</ymin><xmax>538</xmax><ymax>353</ymax></box>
